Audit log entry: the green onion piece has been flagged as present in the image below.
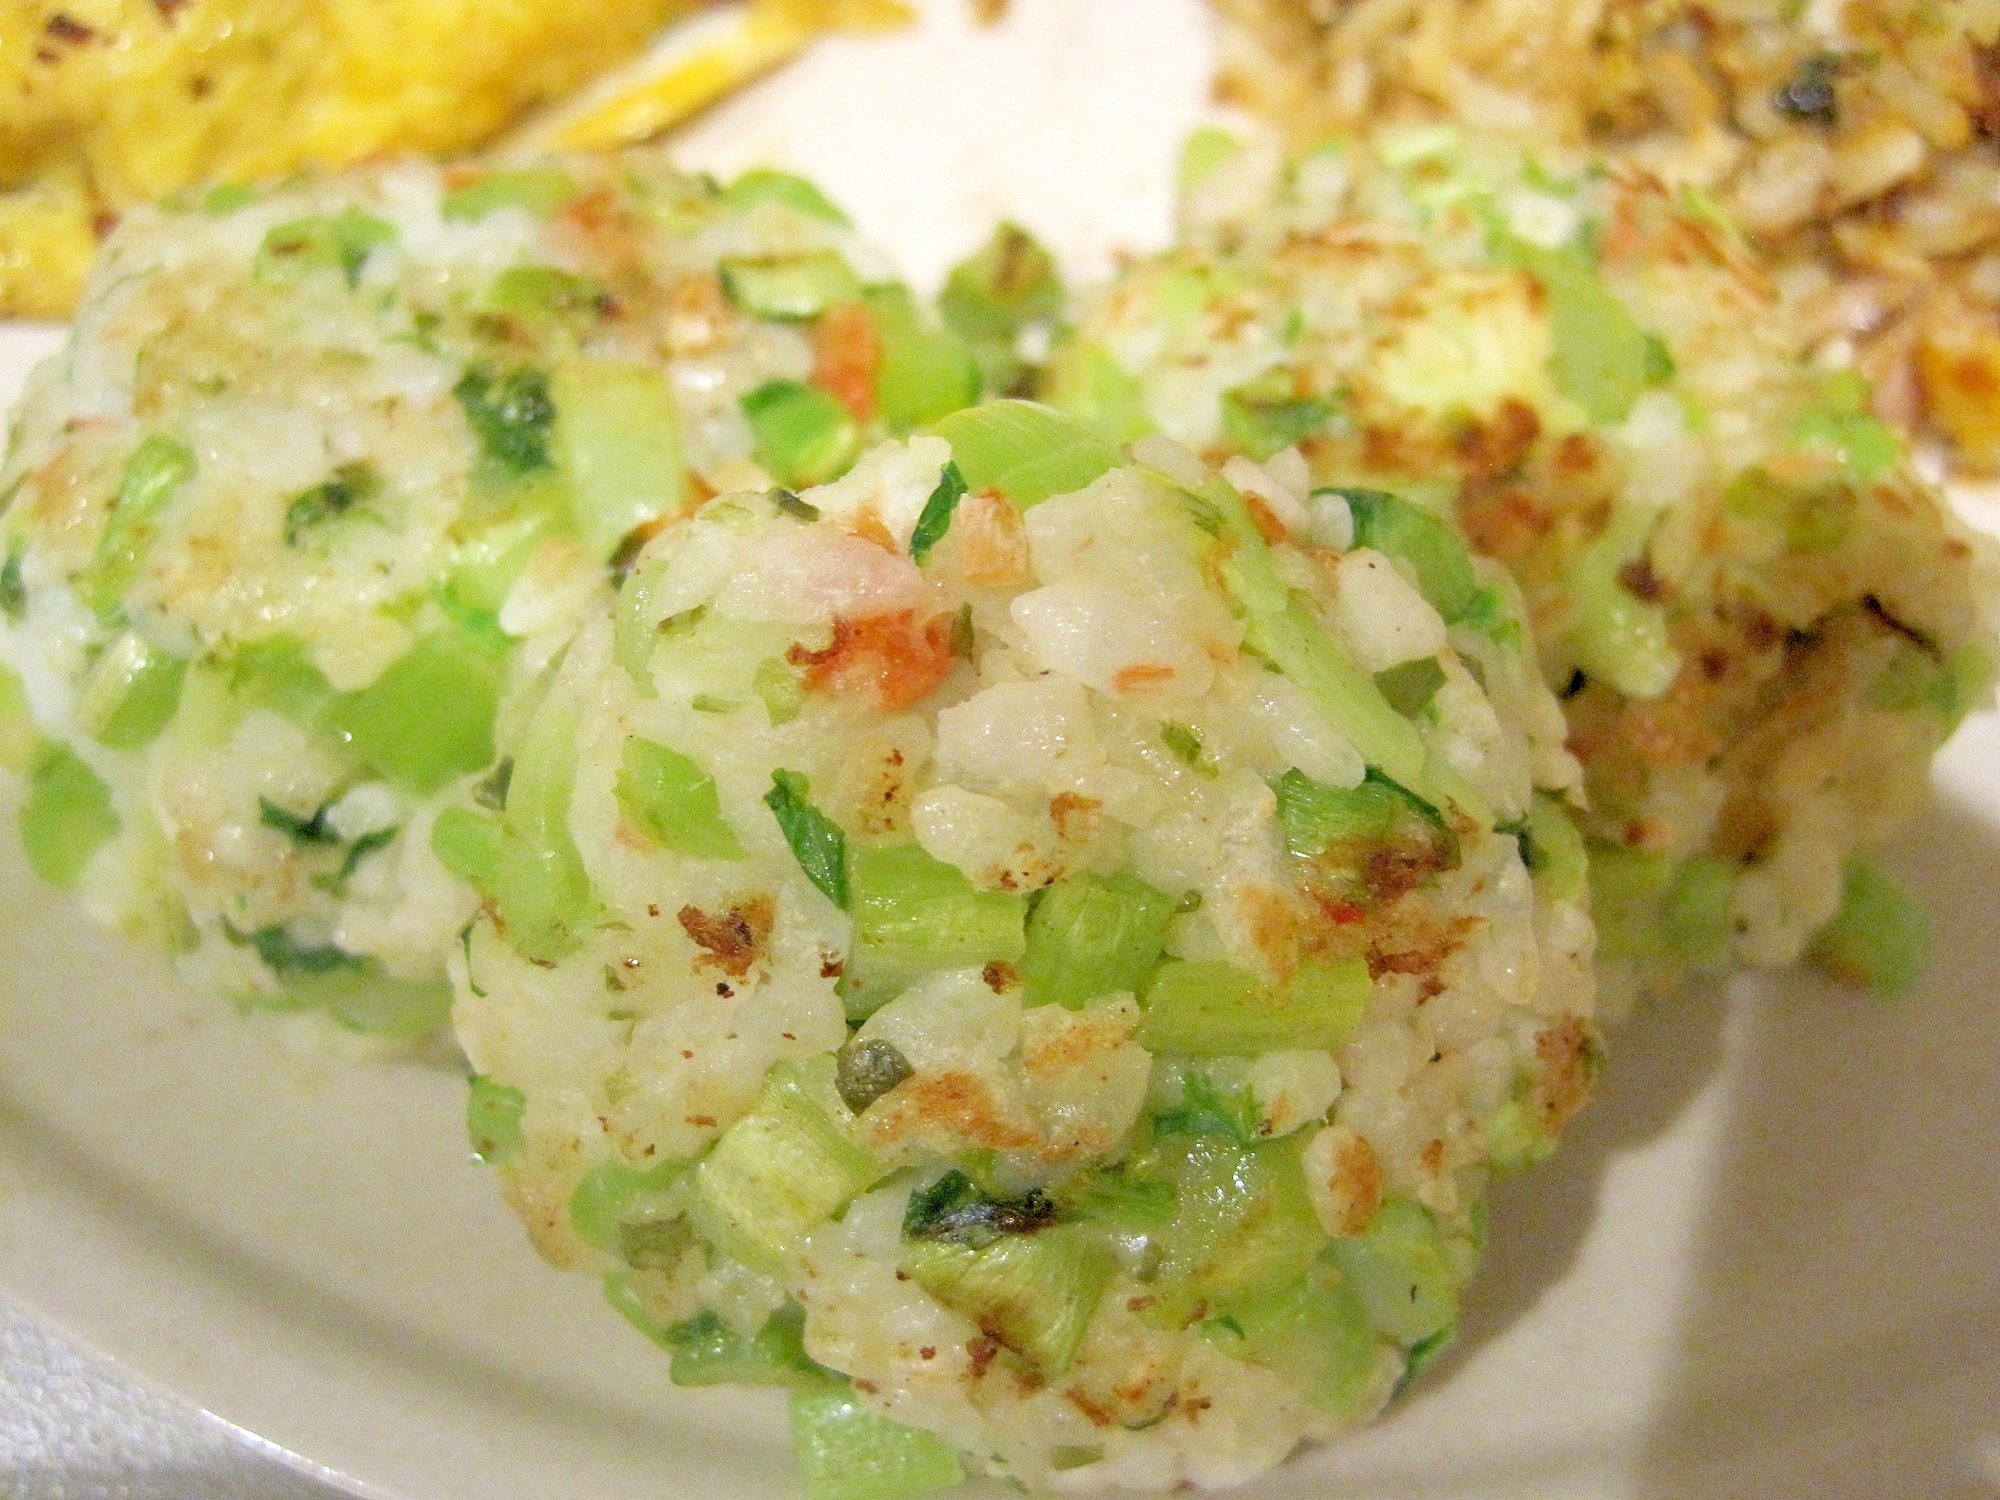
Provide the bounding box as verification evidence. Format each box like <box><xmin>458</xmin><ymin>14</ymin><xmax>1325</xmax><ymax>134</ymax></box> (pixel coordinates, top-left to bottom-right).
<box><xmin>1160</xmin><ymin>721</ymin><xmax>1218</xmax><ymax>776</ymax></box>
<box><xmin>691</xmin><ymin>1059</ymin><xmax>879</xmax><ymax>1275</ymax></box>
<box><xmin>552</xmin><ymin>360</ymin><xmax>684</xmax><ymax>560</ymax></box>
<box><xmin>1220</xmin><ymin>370</ymin><xmax>1334</xmax><ymax>461</ymax></box>
<box><xmin>1322</xmin><ymin>1196</ymin><xmax>1471</xmax><ymax>1345</ymax></box>
<box><xmin>466</xmin><ymin>1074</ymin><xmax>526</xmax><ymax>1164</ymax></box>
<box><xmin>1039</xmin><ymin>339</ymin><xmax>1154</xmax><ymax>445</ymax></box>
<box><xmin>254</xmin><ymin>211</ymin><xmax>394</xmax><ymax>288</ymax></box>
<box><xmin>20</xmin><ymin>744</ymin><xmax>118</xmax><ymax>889</ymax></box>
<box><xmin>1231</xmin><ymin>1275</ymin><xmax>1379</xmax><ymax>1419</ymax></box>
<box><xmin>1061</xmin><ymin>1167</ymin><xmax>1177</xmax><ymax>1233</ymax></box>
<box><xmin>1562</xmin><ymin>502</ymin><xmax>1679</xmax><ymax>699</ymax></box>
<box><xmin>237</xmin><ymin>927</ymin><xmax>453</xmax><ymax>1036</ymax></box>
<box><xmin>455</xmin><ymin>364</ymin><xmax>557</xmax><ymax>475</ymax></box>
<box><xmin>1152</xmin><ymin>1071</ymin><xmax>1262</xmax><ymax>1147</ymax></box>
<box><xmin>1139</xmin><ymin>956</ymin><xmax>1371</xmax><ymax>1055</ymax></box>
<box><xmin>226</xmin><ymin>637</ymin><xmax>333</xmax><ymax>725</ymax></box>
<box><xmin>431</xmin><ymin>806</ymin><xmax>503</xmax><ymax>893</ymax></box>
<box><xmin>843</xmin><ymin>843</ymin><xmax>1027</xmax><ymax>1020</ymax></box>
<box><xmin>87</xmin><ymin>435</ymin><xmax>197</xmax><ymax>618</ymax></box>
<box><xmin>486</xmin><ymin>265</ymin><xmax>610</xmax><ymax>322</ymax></box>
<box><xmin>719</xmin><ymin>251</ymin><xmax>862</xmax><ymax>322</ymax></box>
<box><xmin>863</xmin><ymin>285</ymin><xmax>982</xmax><ymax>433</ymax></box>
<box><xmin>1373</xmin><ymin>657</ymin><xmax>1445</xmax><ymax>717</ymax></box>
<box><xmin>614</xmin><ymin>737</ymin><xmax>746</xmax><ymax>860</ymax></box>
<box><xmin>327</xmin><ymin>627</ymin><xmax>500</xmax><ymax>794</ymax></box>
<box><xmin>1136</xmin><ymin>1132</ymin><xmax>1325</xmax><ymax>1329</ymax></box>
<box><xmin>1339</xmin><ymin>488</ymin><xmax>1482</xmax><ymax>623</ymax></box>
<box><xmin>77</xmin><ymin>633</ymin><xmax>187</xmax><ymax>750</ymax></box>
<box><xmin>310</xmin><ymin>827</ymin><xmax>396</xmax><ymax>897</ymax></box>
<box><xmin>899</xmin><ymin>1225</ymin><xmax>1113</xmax><ymax>1375</ymax></box>
<box><xmin>1660</xmin><ymin>853</ymin><xmax>1738</xmax><ymax>971</ymax></box>
<box><xmin>1020</xmin><ymin>870</ymin><xmax>1177</xmax><ymax>1010</ymax></box>
<box><xmin>1503</xmin><ymin>238</ymin><xmax>1663</xmax><ymax>427</ymax></box>
<box><xmin>1585</xmin><ymin>844</ymin><xmax>1673</xmax><ymax>966</ymax></box>
<box><xmin>569</xmin><ymin>1157</ymin><xmax>686</xmax><ymax>1255</ymax></box>
<box><xmin>931</xmin><ymin>400</ymin><xmax>1120</xmax><ymax>508</ymax></box>
<box><xmin>1515</xmin><ymin>792</ymin><xmax>1587</xmax><ymax>903</ymax></box>
<box><xmin>907</xmin><ymin>460</ymin><xmax>968</xmax><ymax>564</ymax></box>
<box><xmin>493</xmin><ymin>684</ymin><xmax>595</xmax><ymax>963</ymax></box>
<box><xmin>764</xmin><ymin>769</ymin><xmax>849</xmax><ymax>909</ymax></box>
<box><xmin>284</xmin><ymin>461</ymin><xmax>381</xmax><ymax>546</ymax></box>
<box><xmin>720</xmin><ymin>168</ymin><xmax>852</xmax><ymax>225</ymax></box>
<box><xmin>446</xmin><ymin>511</ymin><xmax>551</xmax><ymax>614</ymax></box>
<box><xmin>938</xmin><ymin>222</ymin><xmax>1063</xmax><ymax>392</ymax></box>
<box><xmin>742</xmin><ymin>380</ymin><xmax>860</xmax><ymax>489</ymax></box>
<box><xmin>755</xmin><ymin>657</ymin><xmax>805</xmax><ymax>724</ymax></box>
<box><xmin>613</xmin><ymin>555</ymin><xmax>667</xmax><ymax>697</ymax></box>
<box><xmin>200</xmin><ymin>182</ymin><xmax>259</xmax><ymax>214</ymax></box>
<box><xmin>665</xmin><ymin>1302</ymin><xmax>828</xmax><ymax>1388</ymax></box>
<box><xmin>788</xmin><ymin>1381</ymin><xmax>965</xmax><ymax>1500</ymax></box>
<box><xmin>1178</xmin><ymin>125</ymin><xmax>1241</xmax><ymax>192</ymax></box>
<box><xmin>1807</xmin><ymin>858</ymin><xmax>1929</xmax><ymax>996</ymax></box>
<box><xmin>1273</xmin><ymin>766</ymin><xmax>1453</xmax><ymax>870</ymax></box>
<box><xmin>443</xmin><ymin>168</ymin><xmax>576</xmax><ymax>222</ymax></box>
<box><xmin>1481</xmin><ymin>1094</ymin><xmax>1558</xmax><ymax>1176</ymax></box>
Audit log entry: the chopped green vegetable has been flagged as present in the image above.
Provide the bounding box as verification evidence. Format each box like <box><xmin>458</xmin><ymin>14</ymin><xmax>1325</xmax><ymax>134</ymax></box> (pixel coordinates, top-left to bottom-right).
<box><xmin>327</xmin><ymin>627</ymin><xmax>500</xmax><ymax>794</ymax></box>
<box><xmin>487</xmin><ymin>265</ymin><xmax>610</xmax><ymax>323</ymax></box>
<box><xmin>1179</xmin><ymin>125</ymin><xmax>1241</xmax><ymax>192</ymax></box>
<box><xmin>77</xmin><ymin>633</ymin><xmax>187</xmax><ymax>750</ymax></box>
<box><xmin>764</xmin><ymin>769</ymin><xmax>849</xmax><ymax>909</ymax></box>
<box><xmin>843</xmin><ymin>843</ymin><xmax>1027</xmax><ymax>1019</ymax></box>
<box><xmin>1660</xmin><ymin>853</ymin><xmax>1738</xmax><ymax>971</ymax></box>
<box><xmin>1499</xmin><ymin>237</ymin><xmax>1664</xmax><ymax>426</ymax></box>
<box><xmin>1562</xmin><ymin>502</ymin><xmax>1678</xmax><ymax>699</ymax></box>
<box><xmin>1791</xmin><ymin>405</ymin><xmax>1900</xmax><ymax>481</ymax></box>
<box><xmin>443</xmin><ymin>168</ymin><xmax>575</xmax><ymax>222</ymax></box>
<box><xmin>1340</xmin><ymin>488</ymin><xmax>1481</xmax><ymax>623</ymax></box>
<box><xmin>455</xmin><ymin>365</ymin><xmax>557</xmax><ymax>475</ymax></box>
<box><xmin>1514</xmin><ymin>792</ymin><xmax>1587</xmax><ymax>903</ymax></box>
<box><xmin>755</xmin><ymin>657</ymin><xmax>805</xmax><ymax>724</ymax></box>
<box><xmin>310</xmin><ymin>826</ymin><xmax>396</xmax><ymax>896</ymax></box>
<box><xmin>834</xmin><ymin>1036</ymin><xmax>914</xmax><ymax>1113</ymax></box>
<box><xmin>1140</xmin><ymin>956</ymin><xmax>1370</xmax><ymax>1055</ymax></box>
<box><xmin>552</xmin><ymin>360</ymin><xmax>684</xmax><ymax>560</ymax></box>
<box><xmin>907</xmin><ymin>461</ymin><xmax>968</xmax><ymax>564</ymax></box>
<box><xmin>20</xmin><ymin>744</ymin><xmax>118</xmax><ymax>889</ymax></box>
<box><xmin>1373</xmin><ymin>657</ymin><xmax>1445</xmax><ymax>717</ymax></box>
<box><xmin>0</xmin><ymin>662</ymin><xmax>37</xmax><ymax>774</ymax></box>
<box><xmin>614</xmin><ymin>737</ymin><xmax>746</xmax><ymax>860</ymax></box>
<box><xmin>87</xmin><ymin>435</ymin><xmax>197</xmax><ymax>618</ymax></box>
<box><xmin>569</xmin><ymin>1157</ymin><xmax>686</xmax><ymax>1258</ymax></box>
<box><xmin>0</xmin><ymin>552</ymin><xmax>23</xmax><ymax>621</ymax></box>
<box><xmin>742</xmin><ymin>380</ymin><xmax>860</xmax><ymax>489</ymax></box>
<box><xmin>1585</xmin><ymin>843</ymin><xmax>1673</xmax><ymax>966</ymax></box>
<box><xmin>1323</xmin><ymin>1196</ymin><xmax>1469</xmax><ymax>1345</ymax></box>
<box><xmin>774</xmin><ymin>490</ymin><xmax>822</xmax><ymax>522</ymax></box>
<box><xmin>900</xmin><ymin>1224</ymin><xmax>1113</xmax><ymax>1376</ymax></box>
<box><xmin>283</xmin><ymin>461</ymin><xmax>380</xmax><ymax>546</ymax></box>
<box><xmin>691</xmin><ymin>1059</ymin><xmax>879</xmax><ymax>1275</ymax></box>
<box><xmin>863</xmin><ymin>285</ymin><xmax>982</xmax><ymax>433</ymax></box>
<box><xmin>200</xmin><ymin>182</ymin><xmax>259</xmax><ymax>214</ymax></box>
<box><xmin>901</xmin><ymin>1170</ymin><xmax>1056</xmax><ymax>1248</ymax></box>
<box><xmin>237</xmin><ymin>926</ymin><xmax>452</xmax><ymax>1036</ymax></box>
<box><xmin>931</xmin><ymin>400</ymin><xmax>1120</xmax><ymax>507</ymax></box>
<box><xmin>1040</xmin><ymin>339</ymin><xmax>1154</xmax><ymax>445</ymax></box>
<box><xmin>258</xmin><ymin>795</ymin><xmax>337</xmax><ymax>844</ymax></box>
<box><xmin>255</xmin><ymin>211</ymin><xmax>394</xmax><ymax>288</ymax></box>
<box><xmin>1221</xmin><ymin>370</ymin><xmax>1334</xmax><ymax>461</ymax></box>
<box><xmin>664</xmin><ymin>1302</ymin><xmax>828</xmax><ymax>1387</ymax></box>
<box><xmin>1020</xmin><ymin>870</ymin><xmax>1177</xmax><ymax>1011</ymax></box>
<box><xmin>1231</xmin><ymin>1275</ymin><xmax>1379</xmax><ymax>1418</ymax></box>
<box><xmin>493</xmin><ymin>684</ymin><xmax>594</xmax><ymax>963</ymax></box>
<box><xmin>466</xmin><ymin>1074</ymin><xmax>526</xmax><ymax>1164</ymax></box>
<box><xmin>938</xmin><ymin>222</ymin><xmax>1063</xmax><ymax>392</ymax></box>
<box><xmin>1725</xmin><ymin>465</ymin><xmax>1855</xmax><ymax>552</ymax></box>
<box><xmin>789</xmin><ymin>1380</ymin><xmax>965</xmax><ymax>1500</ymax></box>
<box><xmin>719</xmin><ymin>251</ymin><xmax>862</xmax><ymax>322</ymax></box>
<box><xmin>1808</xmin><ymin>858</ymin><xmax>1929</xmax><ymax>996</ymax></box>
<box><xmin>1869</xmin><ymin>640</ymin><xmax>1993</xmax><ymax>735</ymax></box>
<box><xmin>1273</xmin><ymin>767</ymin><xmax>1455</xmax><ymax>878</ymax></box>
<box><xmin>1160</xmin><ymin>721</ymin><xmax>1219</xmax><ymax>777</ymax></box>
<box><xmin>720</xmin><ymin>168</ymin><xmax>851</xmax><ymax>226</ymax></box>
<box><xmin>431</xmin><ymin>806</ymin><xmax>503</xmax><ymax>893</ymax></box>
<box><xmin>1153</xmin><ymin>1072</ymin><xmax>1262</xmax><ymax>1147</ymax></box>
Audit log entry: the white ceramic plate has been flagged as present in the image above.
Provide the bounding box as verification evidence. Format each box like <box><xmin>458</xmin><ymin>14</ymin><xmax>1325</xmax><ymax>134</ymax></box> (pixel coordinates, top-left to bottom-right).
<box><xmin>3</xmin><ymin>2</ymin><xmax>1999</xmax><ymax>1496</ymax></box>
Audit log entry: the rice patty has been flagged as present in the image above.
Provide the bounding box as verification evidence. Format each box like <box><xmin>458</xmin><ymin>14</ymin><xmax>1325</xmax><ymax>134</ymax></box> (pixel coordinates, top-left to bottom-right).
<box><xmin>452</xmin><ymin>412</ymin><xmax>1596</xmax><ymax>1492</ymax></box>
<box><xmin>0</xmin><ymin>149</ymin><xmax>944</xmax><ymax>1038</ymax></box>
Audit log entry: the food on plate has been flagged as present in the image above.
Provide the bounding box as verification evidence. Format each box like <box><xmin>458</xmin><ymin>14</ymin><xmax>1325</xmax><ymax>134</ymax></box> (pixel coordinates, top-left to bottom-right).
<box><xmin>0</xmin><ymin>147</ymin><xmax>985</xmax><ymax>1040</ymax></box>
<box><xmin>0</xmin><ymin>0</ymin><xmax>905</xmax><ymax>319</ymax></box>
<box><xmin>451</xmin><ymin>406</ymin><xmax>1599</xmax><ymax>1494</ymax></box>
<box><xmin>1208</xmin><ymin>0</ymin><xmax>2000</xmax><ymax>473</ymax></box>
<box><xmin>1048</xmin><ymin>129</ymin><xmax>1999</xmax><ymax>1008</ymax></box>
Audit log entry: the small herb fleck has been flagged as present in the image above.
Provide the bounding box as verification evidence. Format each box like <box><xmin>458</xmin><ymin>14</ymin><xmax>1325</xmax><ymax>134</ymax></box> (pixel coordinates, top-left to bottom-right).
<box><xmin>1160</xmin><ymin>722</ymin><xmax>1219</xmax><ymax>778</ymax></box>
<box><xmin>472</xmin><ymin>758</ymin><xmax>513</xmax><ymax>812</ymax></box>
<box><xmin>284</xmin><ymin>461</ymin><xmax>380</xmax><ymax>545</ymax></box>
<box><xmin>908</xmin><ymin>460</ymin><xmax>969</xmax><ymax>564</ymax></box>
<box><xmin>772</xmin><ymin>490</ymin><xmax>821</xmax><ymax>522</ymax></box>
<box><xmin>259</xmin><ymin>796</ymin><xmax>339</xmax><ymax>844</ymax></box>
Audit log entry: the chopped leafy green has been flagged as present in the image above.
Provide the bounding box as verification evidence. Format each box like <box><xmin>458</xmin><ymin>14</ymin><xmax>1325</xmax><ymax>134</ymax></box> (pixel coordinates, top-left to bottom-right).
<box><xmin>788</xmin><ymin>1380</ymin><xmax>965</xmax><ymax>1500</ymax></box>
<box><xmin>1153</xmin><ymin>1072</ymin><xmax>1262</xmax><ymax>1147</ymax></box>
<box><xmin>1020</xmin><ymin>870</ymin><xmax>1177</xmax><ymax>1011</ymax></box>
<box><xmin>258</xmin><ymin>796</ymin><xmax>338</xmax><ymax>844</ymax></box>
<box><xmin>902</xmin><ymin>1170</ymin><xmax>1057</xmax><ymax>1249</ymax></box>
<box><xmin>455</xmin><ymin>365</ymin><xmax>557</xmax><ymax>474</ymax></box>
<box><xmin>20</xmin><ymin>744</ymin><xmax>118</xmax><ymax>889</ymax></box>
<box><xmin>764</xmin><ymin>769</ymin><xmax>849</xmax><ymax>909</ymax></box>
<box><xmin>931</xmin><ymin>401</ymin><xmax>1120</xmax><ymax>507</ymax></box>
<box><xmin>1808</xmin><ymin>858</ymin><xmax>1929</xmax><ymax>996</ymax></box>
<box><xmin>615</xmin><ymin>737</ymin><xmax>746</xmax><ymax>860</ymax></box>
<box><xmin>284</xmin><ymin>461</ymin><xmax>381</xmax><ymax>545</ymax></box>
<box><xmin>87</xmin><ymin>435</ymin><xmax>197</xmax><ymax>617</ymax></box>
<box><xmin>742</xmin><ymin>380</ymin><xmax>859</xmax><ymax>489</ymax></box>
<box><xmin>907</xmin><ymin>461</ymin><xmax>968</xmax><ymax>564</ymax></box>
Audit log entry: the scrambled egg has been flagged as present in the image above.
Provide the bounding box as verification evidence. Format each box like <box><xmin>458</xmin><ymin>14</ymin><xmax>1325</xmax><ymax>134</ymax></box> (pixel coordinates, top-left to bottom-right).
<box><xmin>0</xmin><ymin>0</ymin><xmax>905</xmax><ymax>318</ymax></box>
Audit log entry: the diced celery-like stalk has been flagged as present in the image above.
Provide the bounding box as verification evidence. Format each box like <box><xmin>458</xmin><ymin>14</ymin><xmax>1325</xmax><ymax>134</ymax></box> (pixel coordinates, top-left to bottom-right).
<box><xmin>87</xmin><ymin>435</ymin><xmax>197</xmax><ymax>618</ymax></box>
<box><xmin>1340</xmin><ymin>489</ymin><xmax>1481</xmax><ymax>623</ymax></box>
<box><xmin>742</xmin><ymin>380</ymin><xmax>860</xmax><ymax>489</ymax></box>
<box><xmin>78</xmin><ymin>633</ymin><xmax>186</xmax><ymax>750</ymax></box>
<box><xmin>665</xmin><ymin>1302</ymin><xmax>827</xmax><ymax>1387</ymax></box>
<box><xmin>487</xmin><ymin>265</ymin><xmax>609</xmax><ymax>323</ymax></box>
<box><xmin>1137</xmin><ymin>1132</ymin><xmax>1327</xmax><ymax>1328</ymax></box>
<box><xmin>1562</xmin><ymin>503</ymin><xmax>1679</xmax><ymax>700</ymax></box>
<box><xmin>1322</xmin><ymin>1196</ymin><xmax>1470</xmax><ymax>1345</ymax></box>
<box><xmin>843</xmin><ymin>843</ymin><xmax>1027</xmax><ymax>1020</ymax></box>
<box><xmin>1273</xmin><ymin>767</ymin><xmax>1448</xmax><ymax>862</ymax></box>
<box><xmin>466</xmin><ymin>1073</ymin><xmax>526</xmax><ymax>1165</ymax></box>
<box><xmin>226</xmin><ymin>637</ymin><xmax>333</xmax><ymax>725</ymax></box>
<box><xmin>615</xmin><ymin>738</ymin><xmax>746</xmax><ymax>861</ymax></box>
<box><xmin>328</xmin><ymin>627</ymin><xmax>500</xmax><ymax>794</ymax></box>
<box><xmin>1040</xmin><ymin>339</ymin><xmax>1154</xmax><ymax>445</ymax></box>
<box><xmin>443</xmin><ymin>168</ymin><xmax>576</xmax><ymax>222</ymax></box>
<box><xmin>612</xmin><ymin>554</ymin><xmax>668</xmax><ymax>697</ymax></box>
<box><xmin>569</xmin><ymin>1157</ymin><xmax>687</xmax><ymax>1255</ymax></box>
<box><xmin>1480</xmin><ymin>1094</ymin><xmax>1558</xmax><ymax>1176</ymax></box>
<box><xmin>431</xmin><ymin>806</ymin><xmax>503</xmax><ymax>893</ymax></box>
<box><xmin>789</xmin><ymin>1381</ymin><xmax>965</xmax><ymax>1500</ymax></box>
<box><xmin>900</xmin><ymin>1225</ymin><xmax>1113</xmax><ymax>1376</ymax></box>
<box><xmin>1374</xmin><ymin>657</ymin><xmax>1445</xmax><ymax>717</ymax></box>
<box><xmin>1021</xmin><ymin>870</ymin><xmax>1177</xmax><ymax>1010</ymax></box>
<box><xmin>691</xmin><ymin>1060</ymin><xmax>879</xmax><ymax>1275</ymax></box>
<box><xmin>446</xmin><ymin>511</ymin><xmax>551</xmax><ymax>614</ymax></box>
<box><xmin>552</xmin><ymin>360</ymin><xmax>684</xmax><ymax>561</ymax></box>
<box><xmin>938</xmin><ymin>223</ymin><xmax>1063</xmax><ymax>393</ymax></box>
<box><xmin>863</xmin><ymin>286</ymin><xmax>981</xmax><ymax>434</ymax></box>
<box><xmin>1808</xmin><ymin>858</ymin><xmax>1930</xmax><ymax>996</ymax></box>
<box><xmin>1516</xmin><ymin>791</ymin><xmax>1587</xmax><ymax>903</ymax></box>
<box><xmin>931</xmin><ymin>401</ymin><xmax>1120</xmax><ymax>507</ymax></box>
<box><xmin>1139</xmin><ymin>956</ymin><xmax>1371</xmax><ymax>1055</ymax></box>
<box><xmin>1586</xmin><ymin>843</ymin><xmax>1672</xmax><ymax>966</ymax></box>
<box><xmin>1504</xmin><ymin>239</ymin><xmax>1662</xmax><ymax>427</ymax></box>
<box><xmin>719</xmin><ymin>252</ymin><xmax>862</xmax><ymax>322</ymax></box>
<box><xmin>1231</xmin><ymin>1275</ymin><xmax>1379</xmax><ymax>1419</ymax></box>
<box><xmin>1869</xmin><ymin>640</ymin><xmax>1994</xmax><ymax>736</ymax></box>
<box><xmin>20</xmin><ymin>744</ymin><xmax>118</xmax><ymax>889</ymax></box>
<box><xmin>720</xmin><ymin>169</ymin><xmax>852</xmax><ymax>226</ymax></box>
<box><xmin>494</xmin><ymin>684</ymin><xmax>594</xmax><ymax>963</ymax></box>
